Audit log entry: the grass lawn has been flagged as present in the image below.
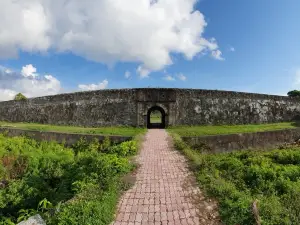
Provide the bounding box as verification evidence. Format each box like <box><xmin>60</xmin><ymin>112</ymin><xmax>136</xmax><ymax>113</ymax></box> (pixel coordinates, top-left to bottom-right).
<box><xmin>171</xmin><ymin>134</ymin><xmax>300</xmax><ymax>224</ymax></box>
<box><xmin>150</xmin><ymin>111</ymin><xmax>162</xmax><ymax>123</ymax></box>
<box><xmin>150</xmin><ymin>116</ymin><xmax>162</xmax><ymax>123</ymax></box>
<box><xmin>168</xmin><ymin>122</ymin><xmax>297</xmax><ymax>136</ymax></box>
<box><xmin>0</xmin><ymin>121</ymin><xmax>145</xmax><ymax>136</ymax></box>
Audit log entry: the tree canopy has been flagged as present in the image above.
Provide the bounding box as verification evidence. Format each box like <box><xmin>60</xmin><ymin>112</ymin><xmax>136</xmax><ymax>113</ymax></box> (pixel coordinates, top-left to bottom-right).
<box><xmin>14</xmin><ymin>93</ymin><xmax>27</xmax><ymax>101</ymax></box>
<box><xmin>287</xmin><ymin>90</ymin><xmax>300</xmax><ymax>97</ymax></box>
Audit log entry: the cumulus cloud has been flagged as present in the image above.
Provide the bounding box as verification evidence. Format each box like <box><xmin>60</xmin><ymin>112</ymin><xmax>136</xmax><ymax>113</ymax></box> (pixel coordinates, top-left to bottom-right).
<box><xmin>0</xmin><ymin>64</ymin><xmax>61</xmax><ymax>101</ymax></box>
<box><xmin>125</xmin><ymin>71</ymin><xmax>131</xmax><ymax>79</ymax></box>
<box><xmin>211</xmin><ymin>50</ymin><xmax>225</xmax><ymax>61</ymax></box>
<box><xmin>78</xmin><ymin>79</ymin><xmax>108</xmax><ymax>91</ymax></box>
<box><xmin>163</xmin><ymin>75</ymin><xmax>175</xmax><ymax>81</ymax></box>
<box><xmin>0</xmin><ymin>89</ymin><xmax>17</xmax><ymax>102</ymax></box>
<box><xmin>161</xmin><ymin>72</ymin><xmax>186</xmax><ymax>81</ymax></box>
<box><xmin>0</xmin><ymin>0</ymin><xmax>221</xmax><ymax>76</ymax></box>
<box><xmin>137</xmin><ymin>66</ymin><xmax>150</xmax><ymax>78</ymax></box>
<box><xmin>21</xmin><ymin>64</ymin><xmax>38</xmax><ymax>77</ymax></box>
<box><xmin>177</xmin><ymin>73</ymin><xmax>187</xmax><ymax>81</ymax></box>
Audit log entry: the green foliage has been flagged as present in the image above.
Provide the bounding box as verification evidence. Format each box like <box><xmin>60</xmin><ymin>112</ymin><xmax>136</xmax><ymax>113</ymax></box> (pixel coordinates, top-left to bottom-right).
<box><xmin>14</xmin><ymin>93</ymin><xmax>27</xmax><ymax>101</ymax></box>
<box><xmin>287</xmin><ymin>90</ymin><xmax>300</xmax><ymax>97</ymax></box>
<box><xmin>0</xmin><ymin>134</ymin><xmax>138</xmax><ymax>224</ymax></box>
<box><xmin>172</xmin><ymin>133</ymin><xmax>188</xmax><ymax>151</ymax></box>
<box><xmin>101</xmin><ymin>137</ymin><xmax>111</xmax><ymax>151</ymax></box>
<box><xmin>72</xmin><ymin>137</ymin><xmax>137</xmax><ymax>157</ymax></box>
<box><xmin>37</xmin><ymin>198</ymin><xmax>53</xmax><ymax>212</ymax></box>
<box><xmin>171</xmin><ymin>134</ymin><xmax>300</xmax><ymax>225</ymax></box>
<box><xmin>0</xmin><ymin>217</ymin><xmax>15</xmax><ymax>225</ymax></box>
<box><xmin>107</xmin><ymin>141</ymin><xmax>138</xmax><ymax>156</ymax></box>
<box><xmin>17</xmin><ymin>209</ymin><xmax>37</xmax><ymax>223</ymax></box>
<box><xmin>71</xmin><ymin>137</ymin><xmax>90</xmax><ymax>154</ymax></box>
<box><xmin>49</xmin><ymin>185</ymin><xmax>118</xmax><ymax>225</ymax></box>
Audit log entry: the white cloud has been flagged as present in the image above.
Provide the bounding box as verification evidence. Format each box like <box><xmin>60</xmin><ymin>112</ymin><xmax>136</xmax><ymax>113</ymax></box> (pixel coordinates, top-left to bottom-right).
<box><xmin>125</xmin><ymin>71</ymin><xmax>131</xmax><ymax>79</ymax></box>
<box><xmin>137</xmin><ymin>66</ymin><xmax>150</xmax><ymax>78</ymax></box>
<box><xmin>0</xmin><ymin>1</ymin><xmax>51</xmax><ymax>58</ymax></box>
<box><xmin>163</xmin><ymin>75</ymin><xmax>175</xmax><ymax>81</ymax></box>
<box><xmin>21</xmin><ymin>64</ymin><xmax>38</xmax><ymax>78</ymax></box>
<box><xmin>0</xmin><ymin>89</ymin><xmax>18</xmax><ymax>101</ymax></box>
<box><xmin>274</xmin><ymin>92</ymin><xmax>287</xmax><ymax>96</ymax></box>
<box><xmin>229</xmin><ymin>46</ymin><xmax>235</xmax><ymax>52</ymax></box>
<box><xmin>177</xmin><ymin>73</ymin><xmax>187</xmax><ymax>81</ymax></box>
<box><xmin>78</xmin><ymin>79</ymin><xmax>108</xmax><ymax>91</ymax></box>
<box><xmin>4</xmin><ymin>69</ymin><xmax>12</xmax><ymax>74</ymax></box>
<box><xmin>0</xmin><ymin>64</ymin><xmax>61</xmax><ymax>101</ymax></box>
<box><xmin>211</xmin><ymin>50</ymin><xmax>225</xmax><ymax>61</ymax></box>
<box><xmin>0</xmin><ymin>0</ymin><xmax>221</xmax><ymax>75</ymax></box>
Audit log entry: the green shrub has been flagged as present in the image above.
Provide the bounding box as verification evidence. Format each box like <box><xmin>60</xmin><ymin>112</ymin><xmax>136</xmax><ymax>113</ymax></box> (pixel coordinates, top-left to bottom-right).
<box><xmin>71</xmin><ymin>137</ymin><xmax>137</xmax><ymax>157</ymax></box>
<box><xmin>287</xmin><ymin>90</ymin><xmax>300</xmax><ymax>97</ymax></box>
<box><xmin>171</xmin><ymin>134</ymin><xmax>300</xmax><ymax>225</ymax></box>
<box><xmin>107</xmin><ymin>141</ymin><xmax>138</xmax><ymax>156</ymax></box>
<box><xmin>0</xmin><ymin>134</ymin><xmax>138</xmax><ymax>224</ymax></box>
<box><xmin>49</xmin><ymin>185</ymin><xmax>118</xmax><ymax>225</ymax></box>
<box><xmin>14</xmin><ymin>93</ymin><xmax>27</xmax><ymax>101</ymax></box>
<box><xmin>71</xmin><ymin>138</ymin><xmax>89</xmax><ymax>154</ymax></box>
<box><xmin>100</xmin><ymin>137</ymin><xmax>111</xmax><ymax>151</ymax></box>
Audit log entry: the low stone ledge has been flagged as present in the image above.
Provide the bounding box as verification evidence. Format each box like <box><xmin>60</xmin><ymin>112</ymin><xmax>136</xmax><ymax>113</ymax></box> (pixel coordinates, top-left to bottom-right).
<box><xmin>0</xmin><ymin>128</ymin><xmax>132</xmax><ymax>146</ymax></box>
<box><xmin>182</xmin><ymin>128</ymin><xmax>300</xmax><ymax>153</ymax></box>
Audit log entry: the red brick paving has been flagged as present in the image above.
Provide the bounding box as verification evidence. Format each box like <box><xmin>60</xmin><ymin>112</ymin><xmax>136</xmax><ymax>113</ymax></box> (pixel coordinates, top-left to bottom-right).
<box><xmin>111</xmin><ymin>129</ymin><xmax>221</xmax><ymax>225</ymax></box>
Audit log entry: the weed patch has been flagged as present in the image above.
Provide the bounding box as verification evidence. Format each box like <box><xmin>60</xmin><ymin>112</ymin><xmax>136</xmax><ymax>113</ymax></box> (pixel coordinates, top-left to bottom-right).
<box><xmin>0</xmin><ymin>134</ymin><xmax>140</xmax><ymax>224</ymax></box>
<box><xmin>170</xmin><ymin>133</ymin><xmax>300</xmax><ymax>225</ymax></box>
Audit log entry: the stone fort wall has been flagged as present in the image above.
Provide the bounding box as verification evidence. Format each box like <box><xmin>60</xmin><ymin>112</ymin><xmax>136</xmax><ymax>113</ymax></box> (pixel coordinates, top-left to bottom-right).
<box><xmin>0</xmin><ymin>88</ymin><xmax>299</xmax><ymax>127</ymax></box>
<box><xmin>0</xmin><ymin>89</ymin><xmax>137</xmax><ymax>127</ymax></box>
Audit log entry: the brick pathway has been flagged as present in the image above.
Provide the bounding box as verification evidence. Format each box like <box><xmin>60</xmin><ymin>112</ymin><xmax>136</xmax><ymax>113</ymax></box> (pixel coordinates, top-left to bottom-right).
<box><xmin>112</xmin><ymin>129</ymin><xmax>221</xmax><ymax>225</ymax></box>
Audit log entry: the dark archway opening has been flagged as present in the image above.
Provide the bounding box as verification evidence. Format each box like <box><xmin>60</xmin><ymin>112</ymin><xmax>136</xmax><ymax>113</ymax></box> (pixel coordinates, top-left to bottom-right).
<box><xmin>147</xmin><ymin>106</ymin><xmax>166</xmax><ymax>129</ymax></box>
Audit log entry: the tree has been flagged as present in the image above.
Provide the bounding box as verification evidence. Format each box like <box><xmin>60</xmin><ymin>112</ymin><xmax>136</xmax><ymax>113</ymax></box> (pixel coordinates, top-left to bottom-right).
<box><xmin>14</xmin><ymin>93</ymin><xmax>27</xmax><ymax>101</ymax></box>
<box><xmin>287</xmin><ymin>90</ymin><xmax>300</xmax><ymax>97</ymax></box>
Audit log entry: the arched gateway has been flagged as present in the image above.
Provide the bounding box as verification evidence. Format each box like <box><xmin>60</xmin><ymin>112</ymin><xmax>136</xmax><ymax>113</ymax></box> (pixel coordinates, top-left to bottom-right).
<box><xmin>147</xmin><ymin>106</ymin><xmax>166</xmax><ymax>129</ymax></box>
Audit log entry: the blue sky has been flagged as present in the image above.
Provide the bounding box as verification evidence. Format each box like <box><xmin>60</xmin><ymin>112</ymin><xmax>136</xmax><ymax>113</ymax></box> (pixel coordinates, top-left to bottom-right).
<box><xmin>0</xmin><ymin>0</ymin><xmax>299</xmax><ymax>100</ymax></box>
